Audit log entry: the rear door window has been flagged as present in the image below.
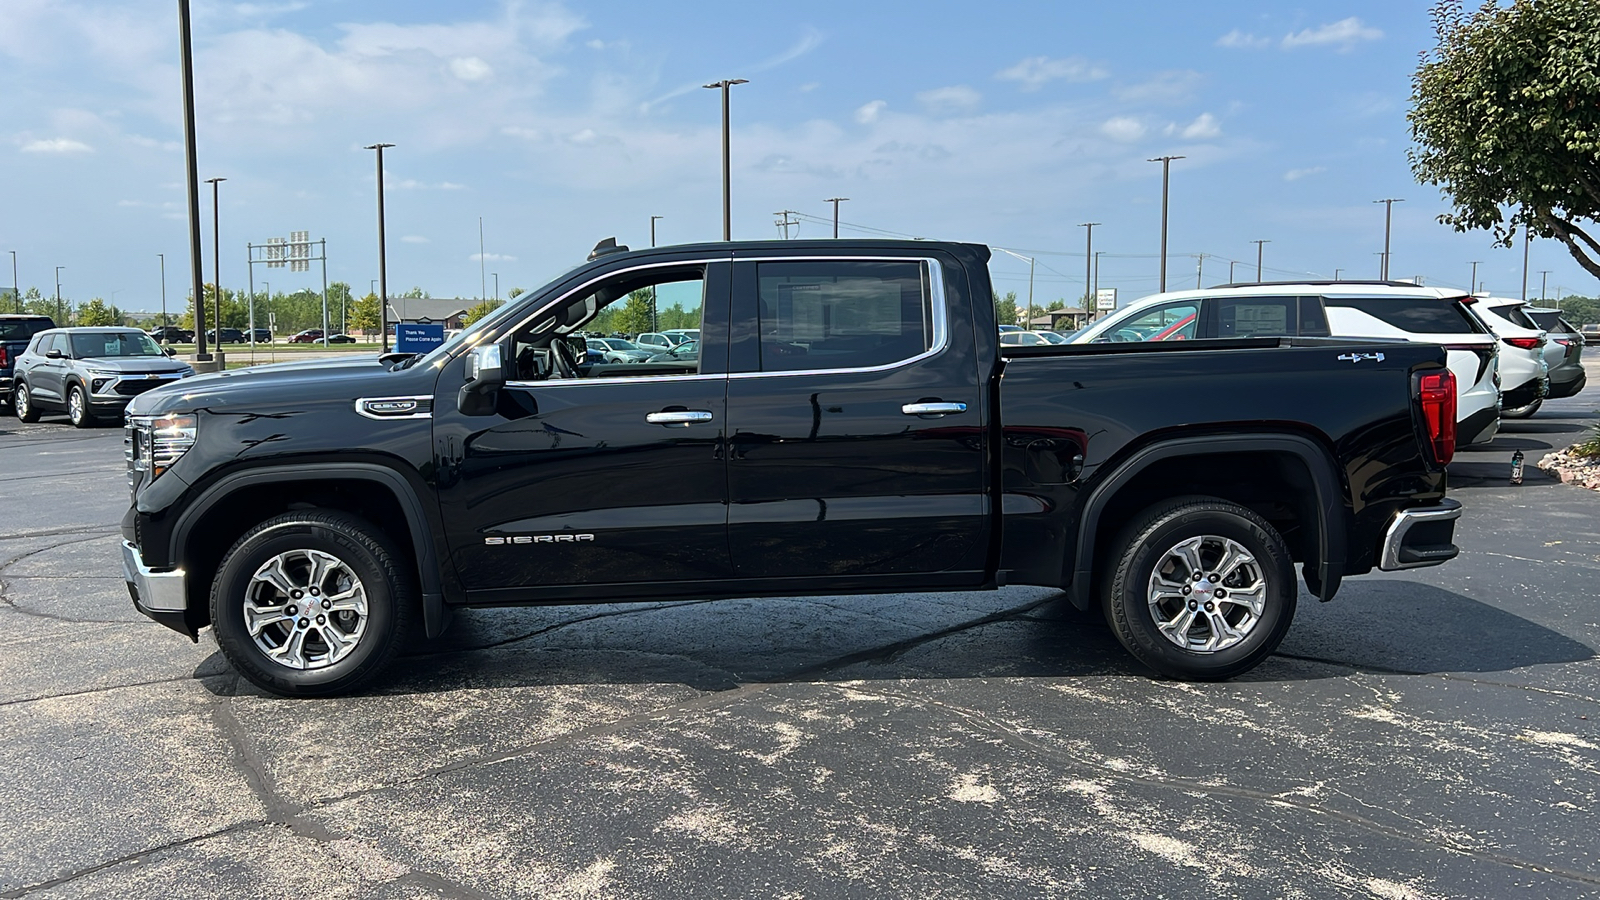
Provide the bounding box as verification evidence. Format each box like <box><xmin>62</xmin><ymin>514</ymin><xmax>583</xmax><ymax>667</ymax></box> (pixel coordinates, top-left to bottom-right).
<box><xmin>755</xmin><ymin>260</ymin><xmax>932</xmax><ymax>372</ymax></box>
<box><xmin>1323</xmin><ymin>297</ymin><xmax>1485</xmax><ymax>334</ymax></box>
<box><xmin>1212</xmin><ymin>296</ymin><xmax>1299</xmax><ymax>338</ymax></box>
<box><xmin>1489</xmin><ymin>305</ymin><xmax>1540</xmax><ymax>329</ymax></box>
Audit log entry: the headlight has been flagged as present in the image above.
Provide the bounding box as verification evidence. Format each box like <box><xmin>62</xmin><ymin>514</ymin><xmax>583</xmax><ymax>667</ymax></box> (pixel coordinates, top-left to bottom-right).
<box><xmin>127</xmin><ymin>414</ymin><xmax>197</xmax><ymax>481</ymax></box>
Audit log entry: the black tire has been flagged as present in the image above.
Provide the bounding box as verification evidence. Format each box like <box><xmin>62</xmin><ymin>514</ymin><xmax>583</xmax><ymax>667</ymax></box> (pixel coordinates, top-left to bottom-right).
<box><xmin>1103</xmin><ymin>496</ymin><xmax>1296</xmax><ymax>680</ymax></box>
<box><xmin>14</xmin><ymin>382</ymin><xmax>39</xmax><ymax>423</ymax></box>
<box><xmin>1501</xmin><ymin>397</ymin><xmax>1542</xmax><ymax>419</ymax></box>
<box><xmin>67</xmin><ymin>384</ymin><xmax>94</xmax><ymax>428</ymax></box>
<box><xmin>210</xmin><ymin>510</ymin><xmax>415</xmax><ymax>697</ymax></box>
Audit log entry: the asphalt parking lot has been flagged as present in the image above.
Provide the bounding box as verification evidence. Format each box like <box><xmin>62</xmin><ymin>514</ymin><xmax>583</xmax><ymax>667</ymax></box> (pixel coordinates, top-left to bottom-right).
<box><xmin>2</xmin><ymin>364</ymin><xmax>1598</xmax><ymax>899</ymax></box>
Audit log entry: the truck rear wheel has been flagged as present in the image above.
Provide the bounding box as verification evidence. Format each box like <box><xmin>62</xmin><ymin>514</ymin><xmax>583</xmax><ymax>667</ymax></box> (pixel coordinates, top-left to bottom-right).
<box><xmin>210</xmin><ymin>511</ymin><xmax>415</xmax><ymax>697</ymax></box>
<box><xmin>1103</xmin><ymin>497</ymin><xmax>1295</xmax><ymax>680</ymax></box>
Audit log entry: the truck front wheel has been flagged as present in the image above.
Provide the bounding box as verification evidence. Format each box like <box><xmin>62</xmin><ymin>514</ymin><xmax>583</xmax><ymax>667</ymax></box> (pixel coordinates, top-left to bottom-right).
<box><xmin>1103</xmin><ymin>497</ymin><xmax>1295</xmax><ymax>680</ymax></box>
<box><xmin>210</xmin><ymin>511</ymin><xmax>415</xmax><ymax>697</ymax></box>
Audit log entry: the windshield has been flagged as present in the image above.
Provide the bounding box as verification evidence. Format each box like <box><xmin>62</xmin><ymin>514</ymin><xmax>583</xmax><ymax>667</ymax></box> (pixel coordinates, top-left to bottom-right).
<box><xmin>412</xmin><ymin>297</ymin><xmax>525</xmax><ymax>368</ymax></box>
<box><xmin>71</xmin><ymin>331</ymin><xmax>163</xmax><ymax>358</ymax></box>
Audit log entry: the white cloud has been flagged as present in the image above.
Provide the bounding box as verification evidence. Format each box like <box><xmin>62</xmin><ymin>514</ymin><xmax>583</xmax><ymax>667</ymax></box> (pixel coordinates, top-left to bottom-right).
<box><xmin>471</xmin><ymin>252</ymin><xmax>516</xmax><ymax>262</ymax></box>
<box><xmin>502</xmin><ymin>126</ymin><xmax>542</xmax><ymax>141</ymax></box>
<box><xmin>1181</xmin><ymin>113</ymin><xmax>1220</xmax><ymax>140</ymax></box>
<box><xmin>798</xmin><ymin>82</ymin><xmax>820</xmax><ymax>93</ymax></box>
<box><xmin>641</xmin><ymin>27</ymin><xmax>822</xmax><ymax>110</ymax></box>
<box><xmin>916</xmin><ymin>85</ymin><xmax>981</xmax><ymax>115</ymax></box>
<box><xmin>231</xmin><ymin>2</ymin><xmax>309</xmax><ymax>17</ymax></box>
<box><xmin>20</xmin><ymin>137</ymin><xmax>92</xmax><ymax>154</ymax></box>
<box><xmin>401</xmin><ymin>235</ymin><xmax>429</xmax><ymax>243</ymax></box>
<box><xmin>996</xmin><ymin>55</ymin><xmax>1108</xmax><ymax>91</ymax></box>
<box><xmin>449</xmin><ymin>56</ymin><xmax>492</xmax><ymax>81</ymax></box>
<box><xmin>1216</xmin><ymin>29</ymin><xmax>1270</xmax><ymax>49</ymax></box>
<box><xmin>1282</xmin><ymin>18</ymin><xmax>1383</xmax><ymax>50</ymax></box>
<box><xmin>1101</xmin><ymin>116</ymin><xmax>1146</xmax><ymax>142</ymax></box>
<box><xmin>1284</xmin><ymin>166</ymin><xmax>1327</xmax><ymax>181</ymax></box>
<box><xmin>1114</xmin><ymin>70</ymin><xmax>1203</xmax><ymax>105</ymax></box>
<box><xmin>855</xmin><ymin>100</ymin><xmax>887</xmax><ymax>124</ymax></box>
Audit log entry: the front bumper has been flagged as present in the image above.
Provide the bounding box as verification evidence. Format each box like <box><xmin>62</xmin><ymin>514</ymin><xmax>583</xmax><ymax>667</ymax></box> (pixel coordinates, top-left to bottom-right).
<box><xmin>121</xmin><ymin>540</ymin><xmax>196</xmax><ymax>638</ymax></box>
<box><xmin>1379</xmin><ymin>499</ymin><xmax>1462</xmax><ymax>571</ymax></box>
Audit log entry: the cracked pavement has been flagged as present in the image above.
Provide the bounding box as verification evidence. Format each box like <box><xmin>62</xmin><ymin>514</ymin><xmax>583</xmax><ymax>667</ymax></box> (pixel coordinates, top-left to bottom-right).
<box><xmin>1</xmin><ymin>369</ymin><xmax>1598</xmax><ymax>899</ymax></box>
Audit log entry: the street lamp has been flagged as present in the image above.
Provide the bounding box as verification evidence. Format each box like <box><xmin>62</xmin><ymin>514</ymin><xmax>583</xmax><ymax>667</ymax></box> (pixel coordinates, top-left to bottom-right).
<box><xmin>1374</xmin><ymin>198</ymin><xmax>1403</xmax><ymax>280</ymax></box>
<box><xmin>995</xmin><ymin>248</ymin><xmax>1035</xmax><ymax>328</ymax></box>
<box><xmin>1468</xmin><ymin>261</ymin><xmax>1482</xmax><ymax>296</ymax></box>
<box><xmin>1148</xmin><ymin>155</ymin><xmax>1184</xmax><ymax>291</ymax></box>
<box><xmin>1521</xmin><ymin>226</ymin><xmax>1532</xmax><ymax>302</ymax></box>
<box><xmin>54</xmin><ymin>266</ymin><xmax>63</xmax><ymax>322</ymax></box>
<box><xmin>205</xmin><ymin>176</ymin><xmax>226</xmax><ymax>345</ymax></box>
<box><xmin>650</xmin><ymin>215</ymin><xmax>664</xmax><ymax>247</ymax></box>
<box><xmin>365</xmin><ymin>142</ymin><xmax>394</xmax><ymax>352</ymax></box>
<box><xmin>9</xmin><ymin>250</ymin><xmax>17</xmax><ymax>313</ymax></box>
<box><xmin>1253</xmin><ymin>240</ymin><xmax>1270</xmax><ymax>282</ymax></box>
<box><xmin>703</xmin><ymin>78</ymin><xmax>748</xmax><ymax>241</ymax></box>
<box><xmin>158</xmin><ymin>254</ymin><xmax>168</xmax><ymax>328</ymax></box>
<box><xmin>479</xmin><ymin>216</ymin><xmax>487</xmax><ymax>303</ymax></box>
<box><xmin>493</xmin><ymin>272</ymin><xmax>499</xmax><ymax>302</ymax></box>
<box><xmin>827</xmin><ymin>198</ymin><xmax>849</xmax><ymax>238</ymax></box>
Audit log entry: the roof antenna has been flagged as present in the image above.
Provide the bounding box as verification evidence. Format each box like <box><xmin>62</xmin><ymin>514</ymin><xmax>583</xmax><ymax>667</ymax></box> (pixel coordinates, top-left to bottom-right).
<box><xmin>588</xmin><ymin>237</ymin><xmax>629</xmax><ymax>261</ymax></box>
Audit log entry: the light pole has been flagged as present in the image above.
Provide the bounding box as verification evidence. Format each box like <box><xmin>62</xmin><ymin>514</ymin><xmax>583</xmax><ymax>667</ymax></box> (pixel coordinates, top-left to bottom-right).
<box><xmin>365</xmin><ymin>142</ymin><xmax>394</xmax><ymax>352</ymax></box>
<box><xmin>1093</xmin><ymin>251</ymin><xmax>1103</xmax><ymax>322</ymax></box>
<box><xmin>1521</xmin><ymin>227</ymin><xmax>1532</xmax><ymax>302</ymax></box>
<box><xmin>205</xmin><ymin>176</ymin><xmax>226</xmax><ymax>343</ymax></box>
<box><xmin>1080</xmin><ymin>222</ymin><xmax>1099</xmax><ymax>310</ymax></box>
<box><xmin>1469</xmin><ymin>261</ymin><xmax>1481</xmax><ymax>295</ymax></box>
<box><xmin>1334</xmin><ymin>268</ymin><xmax>1343</xmax><ymax>281</ymax></box>
<box><xmin>178</xmin><ymin>0</ymin><xmax>209</xmax><ymax>361</ymax></box>
<box><xmin>827</xmin><ymin>197</ymin><xmax>849</xmax><ymax>238</ymax></box>
<box><xmin>54</xmin><ymin>266</ymin><xmax>63</xmax><ymax>322</ymax></box>
<box><xmin>493</xmin><ymin>273</ymin><xmax>499</xmax><ymax>302</ymax></box>
<box><xmin>158</xmin><ymin>253</ymin><xmax>168</xmax><ymax>328</ymax></box>
<box><xmin>1229</xmin><ymin>260</ymin><xmax>1238</xmax><ymax>283</ymax></box>
<box><xmin>650</xmin><ymin>215</ymin><xmax>663</xmax><ymax>247</ymax></box>
<box><xmin>995</xmin><ymin>248</ymin><xmax>1035</xmax><ymax>328</ymax></box>
<box><xmin>1148</xmin><ymin>155</ymin><xmax>1184</xmax><ymax>291</ymax></box>
<box><xmin>1540</xmin><ymin>270</ymin><xmax>1550</xmax><ymax>301</ymax></box>
<box><xmin>9</xmin><ymin>250</ymin><xmax>17</xmax><ymax>313</ymax></box>
<box><xmin>1194</xmin><ymin>252</ymin><xmax>1209</xmax><ymax>289</ymax></box>
<box><xmin>1374</xmin><ymin>198</ymin><xmax>1403</xmax><ymax>280</ymax></box>
<box><xmin>1253</xmin><ymin>240</ymin><xmax>1270</xmax><ymax>281</ymax></box>
<box><xmin>479</xmin><ymin>216</ymin><xmax>487</xmax><ymax>303</ymax></box>
<box><xmin>703</xmin><ymin>78</ymin><xmax>748</xmax><ymax>241</ymax></box>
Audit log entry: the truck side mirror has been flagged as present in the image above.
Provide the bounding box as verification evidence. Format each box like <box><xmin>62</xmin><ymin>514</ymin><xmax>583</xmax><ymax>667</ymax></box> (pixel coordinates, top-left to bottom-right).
<box><xmin>458</xmin><ymin>342</ymin><xmax>504</xmax><ymax>415</ymax></box>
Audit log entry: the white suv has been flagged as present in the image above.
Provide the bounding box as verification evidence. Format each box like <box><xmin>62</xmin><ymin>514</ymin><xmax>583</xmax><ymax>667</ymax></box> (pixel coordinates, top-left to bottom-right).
<box><xmin>1472</xmin><ymin>297</ymin><xmax>1549</xmax><ymax>418</ymax></box>
<box><xmin>1072</xmin><ymin>281</ymin><xmax>1502</xmax><ymax>446</ymax></box>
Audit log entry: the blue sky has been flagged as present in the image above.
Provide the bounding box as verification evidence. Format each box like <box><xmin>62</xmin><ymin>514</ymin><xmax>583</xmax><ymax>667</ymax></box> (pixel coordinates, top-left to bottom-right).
<box><xmin>1</xmin><ymin>0</ymin><xmax>1592</xmax><ymax>313</ymax></box>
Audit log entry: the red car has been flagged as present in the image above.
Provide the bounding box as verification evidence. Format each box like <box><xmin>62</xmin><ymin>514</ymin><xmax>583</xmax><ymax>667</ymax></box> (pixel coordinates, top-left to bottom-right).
<box><xmin>289</xmin><ymin>329</ymin><xmax>324</xmax><ymax>344</ymax></box>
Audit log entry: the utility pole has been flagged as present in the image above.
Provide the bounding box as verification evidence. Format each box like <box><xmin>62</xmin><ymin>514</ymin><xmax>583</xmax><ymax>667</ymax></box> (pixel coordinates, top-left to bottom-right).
<box><xmin>54</xmin><ymin>266</ymin><xmax>63</xmax><ymax>323</ymax></box>
<box><xmin>1521</xmin><ymin>227</ymin><xmax>1531</xmax><ymax>302</ymax></box>
<box><xmin>1194</xmin><ymin>252</ymin><xmax>1209</xmax><ymax>289</ymax></box>
<box><xmin>9</xmin><ymin>250</ymin><xmax>17</xmax><ymax>313</ymax></box>
<box><xmin>1333</xmin><ymin>268</ymin><xmax>1343</xmax><ymax>281</ymax></box>
<box><xmin>1469</xmin><ymin>260</ymin><xmax>1481</xmax><ymax>296</ymax></box>
<box><xmin>703</xmin><ymin>78</ymin><xmax>748</xmax><ymax>241</ymax></box>
<box><xmin>1080</xmin><ymin>222</ymin><xmax>1099</xmax><ymax>308</ymax></box>
<box><xmin>1374</xmin><ymin>198</ymin><xmax>1403</xmax><ymax>280</ymax></box>
<box><xmin>178</xmin><ymin>0</ymin><xmax>209</xmax><ymax>361</ymax></box>
<box><xmin>1253</xmin><ymin>240</ymin><xmax>1270</xmax><ymax>282</ymax></box>
<box><xmin>493</xmin><ymin>272</ymin><xmax>500</xmax><ymax>302</ymax></box>
<box><xmin>158</xmin><ymin>253</ymin><xmax>167</xmax><ymax>328</ymax></box>
<box><xmin>1229</xmin><ymin>260</ymin><xmax>1238</xmax><ymax>283</ymax></box>
<box><xmin>650</xmin><ymin>215</ymin><xmax>663</xmax><ymax>247</ymax></box>
<box><xmin>774</xmin><ymin>210</ymin><xmax>799</xmax><ymax>239</ymax></box>
<box><xmin>365</xmin><ymin>142</ymin><xmax>394</xmax><ymax>352</ymax></box>
<box><xmin>827</xmin><ymin>197</ymin><xmax>849</xmax><ymax>238</ymax></box>
<box><xmin>479</xmin><ymin>216</ymin><xmax>487</xmax><ymax>303</ymax></box>
<box><xmin>1540</xmin><ymin>270</ymin><xmax>1550</xmax><ymax>301</ymax></box>
<box><xmin>1148</xmin><ymin>155</ymin><xmax>1184</xmax><ymax>291</ymax></box>
<box><xmin>205</xmin><ymin>177</ymin><xmax>226</xmax><ymax>343</ymax></box>
<box><xmin>1093</xmin><ymin>251</ymin><xmax>1103</xmax><ymax>321</ymax></box>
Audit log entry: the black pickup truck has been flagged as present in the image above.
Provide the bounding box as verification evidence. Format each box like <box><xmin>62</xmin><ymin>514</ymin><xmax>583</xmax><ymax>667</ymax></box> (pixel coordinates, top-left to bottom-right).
<box><xmin>1</xmin><ymin>314</ymin><xmax>56</xmax><ymax>408</ymax></box>
<box><xmin>120</xmin><ymin>239</ymin><xmax>1462</xmax><ymax>696</ymax></box>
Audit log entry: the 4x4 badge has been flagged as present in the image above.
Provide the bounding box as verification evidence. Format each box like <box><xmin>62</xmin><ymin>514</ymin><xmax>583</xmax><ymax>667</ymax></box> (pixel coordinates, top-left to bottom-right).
<box><xmin>1337</xmin><ymin>352</ymin><xmax>1385</xmax><ymax>363</ymax></box>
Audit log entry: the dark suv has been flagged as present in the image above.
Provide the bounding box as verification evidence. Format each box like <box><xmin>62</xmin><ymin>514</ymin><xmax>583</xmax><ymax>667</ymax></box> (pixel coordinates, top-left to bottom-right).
<box><xmin>1</xmin><ymin>314</ymin><xmax>56</xmax><ymax>408</ymax></box>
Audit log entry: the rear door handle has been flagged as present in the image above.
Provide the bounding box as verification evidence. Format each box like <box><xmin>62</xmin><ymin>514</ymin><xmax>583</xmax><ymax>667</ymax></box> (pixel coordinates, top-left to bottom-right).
<box><xmin>901</xmin><ymin>402</ymin><xmax>967</xmax><ymax>417</ymax></box>
<box><xmin>646</xmin><ymin>410</ymin><xmax>714</xmax><ymax>427</ymax></box>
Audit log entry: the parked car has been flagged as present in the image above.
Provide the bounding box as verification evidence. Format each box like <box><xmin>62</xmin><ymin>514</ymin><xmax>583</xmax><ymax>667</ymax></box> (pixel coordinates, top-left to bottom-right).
<box><xmin>205</xmin><ymin>328</ymin><xmax>247</xmax><ymax>344</ymax></box>
<box><xmin>1523</xmin><ymin>306</ymin><xmax>1587</xmax><ymax>400</ymax></box>
<box><xmin>662</xmin><ymin>328</ymin><xmax>700</xmax><ymax>346</ymax></box>
<box><xmin>586</xmin><ymin>337</ymin><xmax>652</xmax><ymax>363</ymax></box>
<box><xmin>645</xmin><ymin>340</ymin><xmax>699</xmax><ymax>364</ymax></box>
<box><xmin>289</xmin><ymin>329</ymin><xmax>325</xmax><ymax>344</ymax></box>
<box><xmin>12</xmin><ymin>327</ymin><xmax>193</xmax><ymax>427</ymax></box>
<box><xmin>1</xmin><ymin>314</ymin><xmax>56</xmax><ymax>409</ymax></box>
<box><xmin>1033</xmin><ymin>331</ymin><xmax>1070</xmax><ymax>345</ymax></box>
<box><xmin>1472</xmin><ymin>297</ymin><xmax>1551</xmax><ymax>418</ymax></box>
<box><xmin>120</xmin><ymin>237</ymin><xmax>1461</xmax><ymax>697</ymax></box>
<box><xmin>1071</xmin><ymin>281</ymin><xmax>1503</xmax><ymax>447</ymax></box>
<box><xmin>999</xmin><ymin>331</ymin><xmax>1050</xmax><ymax>346</ymax></box>
<box><xmin>1581</xmin><ymin>323</ymin><xmax>1600</xmax><ymax>346</ymax></box>
<box><xmin>248</xmin><ymin>328</ymin><xmax>273</xmax><ymax>344</ymax></box>
<box><xmin>147</xmin><ymin>325</ymin><xmax>193</xmax><ymax>344</ymax></box>
<box><xmin>327</xmin><ymin>333</ymin><xmax>357</xmax><ymax>344</ymax></box>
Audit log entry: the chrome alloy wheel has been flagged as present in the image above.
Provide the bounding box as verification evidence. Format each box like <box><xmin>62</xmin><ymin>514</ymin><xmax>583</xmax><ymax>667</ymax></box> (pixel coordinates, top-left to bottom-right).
<box><xmin>244</xmin><ymin>548</ymin><xmax>369</xmax><ymax>670</ymax></box>
<box><xmin>68</xmin><ymin>388</ymin><xmax>85</xmax><ymax>425</ymax></box>
<box><xmin>1146</xmin><ymin>535</ymin><xmax>1267</xmax><ymax>652</ymax></box>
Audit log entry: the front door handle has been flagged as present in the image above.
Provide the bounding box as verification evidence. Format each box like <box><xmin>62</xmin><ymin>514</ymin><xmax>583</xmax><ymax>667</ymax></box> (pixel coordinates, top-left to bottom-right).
<box><xmin>646</xmin><ymin>410</ymin><xmax>714</xmax><ymax>427</ymax></box>
<box><xmin>901</xmin><ymin>401</ymin><xmax>968</xmax><ymax>417</ymax></box>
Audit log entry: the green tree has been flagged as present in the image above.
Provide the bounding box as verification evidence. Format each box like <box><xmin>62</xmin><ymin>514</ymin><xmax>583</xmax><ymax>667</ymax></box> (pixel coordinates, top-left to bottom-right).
<box><xmin>611</xmin><ymin>289</ymin><xmax>656</xmax><ymax>335</ymax></box>
<box><xmin>350</xmin><ymin>292</ymin><xmax>380</xmax><ymax>335</ymax></box>
<box><xmin>1409</xmin><ymin>0</ymin><xmax>1600</xmax><ymax>280</ymax></box>
<box><xmin>401</xmin><ymin>286</ymin><xmax>431</xmax><ymax>299</ymax></box>
<box><xmin>1557</xmin><ymin>294</ymin><xmax>1600</xmax><ymax>324</ymax></box>
<box><xmin>461</xmin><ymin>300</ymin><xmax>503</xmax><ymax>326</ymax></box>
<box><xmin>507</xmin><ymin>286</ymin><xmax>526</xmax><ymax>299</ymax></box>
<box><xmin>993</xmin><ymin>290</ymin><xmax>1018</xmax><ymax>326</ymax></box>
<box><xmin>75</xmin><ymin>298</ymin><xmax>122</xmax><ymax>326</ymax></box>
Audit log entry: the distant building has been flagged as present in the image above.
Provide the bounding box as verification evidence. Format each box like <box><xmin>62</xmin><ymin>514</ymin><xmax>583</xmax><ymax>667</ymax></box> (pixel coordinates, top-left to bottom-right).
<box><xmin>1027</xmin><ymin>308</ymin><xmax>1089</xmax><ymax>330</ymax></box>
<box><xmin>385</xmin><ymin>298</ymin><xmax>475</xmax><ymax>329</ymax></box>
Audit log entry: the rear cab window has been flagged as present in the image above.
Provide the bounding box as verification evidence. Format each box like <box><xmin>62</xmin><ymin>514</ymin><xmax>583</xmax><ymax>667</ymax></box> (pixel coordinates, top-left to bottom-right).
<box><xmin>0</xmin><ymin>318</ymin><xmax>54</xmax><ymax>343</ymax></box>
<box><xmin>754</xmin><ymin>260</ymin><xmax>933</xmax><ymax>372</ymax></box>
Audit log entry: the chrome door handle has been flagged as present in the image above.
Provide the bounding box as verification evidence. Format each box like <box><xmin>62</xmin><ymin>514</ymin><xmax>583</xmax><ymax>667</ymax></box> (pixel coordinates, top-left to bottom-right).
<box><xmin>646</xmin><ymin>410</ymin><xmax>714</xmax><ymax>427</ymax></box>
<box><xmin>901</xmin><ymin>402</ymin><xmax>967</xmax><ymax>416</ymax></box>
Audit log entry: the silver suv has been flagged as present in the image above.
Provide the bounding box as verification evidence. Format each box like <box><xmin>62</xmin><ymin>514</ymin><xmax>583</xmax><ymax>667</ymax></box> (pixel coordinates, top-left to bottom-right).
<box><xmin>12</xmin><ymin>327</ymin><xmax>195</xmax><ymax>427</ymax></box>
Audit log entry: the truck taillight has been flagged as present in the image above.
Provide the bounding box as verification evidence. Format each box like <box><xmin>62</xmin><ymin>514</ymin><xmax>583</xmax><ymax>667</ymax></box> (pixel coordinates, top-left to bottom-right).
<box><xmin>1502</xmin><ymin>336</ymin><xmax>1541</xmax><ymax>350</ymax></box>
<box><xmin>1418</xmin><ymin>369</ymin><xmax>1456</xmax><ymax>467</ymax></box>
<box><xmin>0</xmin><ymin>347</ymin><xmax>8</xmax><ymax>367</ymax></box>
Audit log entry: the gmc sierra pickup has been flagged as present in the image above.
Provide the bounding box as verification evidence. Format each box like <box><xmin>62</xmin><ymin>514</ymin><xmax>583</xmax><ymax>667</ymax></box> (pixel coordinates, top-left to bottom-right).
<box><xmin>120</xmin><ymin>239</ymin><xmax>1462</xmax><ymax>696</ymax></box>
